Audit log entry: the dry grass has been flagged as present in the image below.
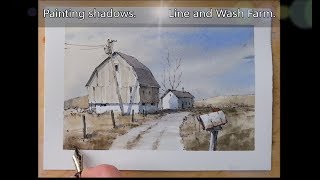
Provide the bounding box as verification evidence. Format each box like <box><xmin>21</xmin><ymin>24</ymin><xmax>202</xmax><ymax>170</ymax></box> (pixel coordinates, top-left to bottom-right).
<box><xmin>64</xmin><ymin>95</ymin><xmax>89</xmax><ymax>110</ymax></box>
<box><xmin>217</xmin><ymin>128</ymin><xmax>254</xmax><ymax>151</ymax></box>
<box><xmin>63</xmin><ymin>130</ymin><xmax>117</xmax><ymax>150</ymax></box>
<box><xmin>180</xmin><ymin>116</ymin><xmax>211</xmax><ymax>151</ymax></box>
<box><xmin>194</xmin><ymin>95</ymin><xmax>255</xmax><ymax>108</ymax></box>
<box><xmin>180</xmin><ymin>101</ymin><xmax>255</xmax><ymax>151</ymax></box>
<box><xmin>64</xmin><ymin>125</ymin><xmax>140</xmax><ymax>150</ymax></box>
<box><xmin>63</xmin><ymin>110</ymin><xmax>161</xmax><ymax>150</ymax></box>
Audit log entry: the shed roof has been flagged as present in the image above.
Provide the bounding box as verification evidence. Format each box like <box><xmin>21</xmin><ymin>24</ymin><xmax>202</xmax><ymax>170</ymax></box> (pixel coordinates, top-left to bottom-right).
<box><xmin>161</xmin><ymin>89</ymin><xmax>194</xmax><ymax>99</ymax></box>
<box><xmin>85</xmin><ymin>52</ymin><xmax>160</xmax><ymax>88</ymax></box>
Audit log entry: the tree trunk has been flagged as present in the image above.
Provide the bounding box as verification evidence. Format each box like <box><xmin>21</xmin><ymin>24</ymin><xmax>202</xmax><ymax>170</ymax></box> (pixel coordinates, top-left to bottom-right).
<box><xmin>110</xmin><ymin>55</ymin><xmax>124</xmax><ymax>115</ymax></box>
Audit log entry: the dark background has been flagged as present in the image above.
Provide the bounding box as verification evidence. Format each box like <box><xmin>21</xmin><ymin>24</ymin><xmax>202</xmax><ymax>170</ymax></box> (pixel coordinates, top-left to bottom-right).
<box><xmin>6</xmin><ymin>0</ymin><xmax>313</xmax><ymax>178</ymax></box>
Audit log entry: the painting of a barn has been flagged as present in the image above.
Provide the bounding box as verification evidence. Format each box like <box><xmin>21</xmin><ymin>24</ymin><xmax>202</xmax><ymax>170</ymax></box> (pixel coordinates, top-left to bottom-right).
<box><xmin>161</xmin><ymin>89</ymin><xmax>194</xmax><ymax>110</ymax></box>
<box><xmin>63</xmin><ymin>27</ymin><xmax>257</xmax><ymax>152</ymax></box>
<box><xmin>85</xmin><ymin>52</ymin><xmax>160</xmax><ymax>114</ymax></box>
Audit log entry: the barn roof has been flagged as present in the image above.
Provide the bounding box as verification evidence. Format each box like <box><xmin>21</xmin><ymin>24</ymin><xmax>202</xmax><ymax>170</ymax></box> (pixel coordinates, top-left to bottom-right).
<box><xmin>85</xmin><ymin>52</ymin><xmax>160</xmax><ymax>88</ymax></box>
<box><xmin>160</xmin><ymin>89</ymin><xmax>194</xmax><ymax>99</ymax></box>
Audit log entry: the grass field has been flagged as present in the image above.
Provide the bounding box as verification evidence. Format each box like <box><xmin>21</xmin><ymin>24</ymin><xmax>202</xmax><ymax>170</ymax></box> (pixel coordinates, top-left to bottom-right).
<box><xmin>63</xmin><ymin>110</ymin><xmax>160</xmax><ymax>150</ymax></box>
<box><xmin>180</xmin><ymin>95</ymin><xmax>255</xmax><ymax>151</ymax></box>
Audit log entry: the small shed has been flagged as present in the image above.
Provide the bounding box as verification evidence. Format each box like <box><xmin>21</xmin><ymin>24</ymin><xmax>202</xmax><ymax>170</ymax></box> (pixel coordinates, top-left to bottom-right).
<box><xmin>161</xmin><ymin>89</ymin><xmax>194</xmax><ymax>110</ymax></box>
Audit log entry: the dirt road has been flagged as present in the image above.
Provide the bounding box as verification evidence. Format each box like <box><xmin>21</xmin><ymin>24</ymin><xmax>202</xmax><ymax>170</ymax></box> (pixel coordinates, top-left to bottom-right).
<box><xmin>109</xmin><ymin>112</ymin><xmax>190</xmax><ymax>150</ymax></box>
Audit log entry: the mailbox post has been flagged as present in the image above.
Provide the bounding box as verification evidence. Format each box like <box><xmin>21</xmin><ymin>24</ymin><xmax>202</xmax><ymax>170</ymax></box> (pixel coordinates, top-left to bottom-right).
<box><xmin>207</xmin><ymin>125</ymin><xmax>222</xmax><ymax>151</ymax></box>
<box><xmin>198</xmin><ymin>110</ymin><xmax>227</xmax><ymax>151</ymax></box>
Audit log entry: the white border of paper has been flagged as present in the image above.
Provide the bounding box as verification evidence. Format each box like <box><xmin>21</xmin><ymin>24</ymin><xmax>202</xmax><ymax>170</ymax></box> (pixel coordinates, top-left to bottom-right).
<box><xmin>43</xmin><ymin>25</ymin><xmax>272</xmax><ymax>171</ymax></box>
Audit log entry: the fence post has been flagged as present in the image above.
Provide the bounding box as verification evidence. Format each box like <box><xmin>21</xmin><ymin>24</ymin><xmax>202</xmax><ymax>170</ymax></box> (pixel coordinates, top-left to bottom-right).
<box><xmin>131</xmin><ymin>109</ymin><xmax>134</xmax><ymax>123</ymax></box>
<box><xmin>82</xmin><ymin>115</ymin><xmax>87</xmax><ymax>139</ymax></box>
<box><xmin>111</xmin><ymin>110</ymin><xmax>116</xmax><ymax>128</ymax></box>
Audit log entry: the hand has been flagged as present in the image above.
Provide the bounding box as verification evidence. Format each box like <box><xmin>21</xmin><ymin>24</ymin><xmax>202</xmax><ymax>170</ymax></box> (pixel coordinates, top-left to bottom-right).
<box><xmin>81</xmin><ymin>164</ymin><xmax>121</xmax><ymax>177</ymax></box>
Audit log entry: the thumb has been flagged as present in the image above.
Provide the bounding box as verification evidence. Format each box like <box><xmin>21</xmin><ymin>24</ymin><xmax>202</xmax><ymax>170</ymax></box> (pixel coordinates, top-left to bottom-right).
<box><xmin>81</xmin><ymin>164</ymin><xmax>121</xmax><ymax>177</ymax></box>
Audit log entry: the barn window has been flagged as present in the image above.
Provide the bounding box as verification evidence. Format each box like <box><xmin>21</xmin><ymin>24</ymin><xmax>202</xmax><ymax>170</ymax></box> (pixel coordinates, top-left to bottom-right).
<box><xmin>115</xmin><ymin>65</ymin><xmax>118</xmax><ymax>71</ymax></box>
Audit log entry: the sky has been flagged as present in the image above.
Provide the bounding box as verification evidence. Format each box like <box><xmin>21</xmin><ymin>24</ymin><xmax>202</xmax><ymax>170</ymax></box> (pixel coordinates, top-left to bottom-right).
<box><xmin>64</xmin><ymin>26</ymin><xmax>255</xmax><ymax>100</ymax></box>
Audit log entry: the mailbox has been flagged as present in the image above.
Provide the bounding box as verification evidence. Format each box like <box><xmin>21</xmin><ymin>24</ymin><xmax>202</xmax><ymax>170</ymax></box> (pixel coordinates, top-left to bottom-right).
<box><xmin>199</xmin><ymin>110</ymin><xmax>227</xmax><ymax>130</ymax></box>
<box><xmin>197</xmin><ymin>110</ymin><xmax>228</xmax><ymax>151</ymax></box>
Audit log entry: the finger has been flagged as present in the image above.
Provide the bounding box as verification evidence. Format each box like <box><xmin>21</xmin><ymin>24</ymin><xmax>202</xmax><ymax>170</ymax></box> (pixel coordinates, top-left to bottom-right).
<box><xmin>81</xmin><ymin>164</ymin><xmax>121</xmax><ymax>177</ymax></box>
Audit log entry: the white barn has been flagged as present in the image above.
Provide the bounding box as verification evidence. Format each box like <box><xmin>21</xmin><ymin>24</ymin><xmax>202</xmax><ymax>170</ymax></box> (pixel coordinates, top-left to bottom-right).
<box><xmin>85</xmin><ymin>52</ymin><xmax>160</xmax><ymax>114</ymax></box>
<box><xmin>161</xmin><ymin>89</ymin><xmax>194</xmax><ymax>110</ymax></box>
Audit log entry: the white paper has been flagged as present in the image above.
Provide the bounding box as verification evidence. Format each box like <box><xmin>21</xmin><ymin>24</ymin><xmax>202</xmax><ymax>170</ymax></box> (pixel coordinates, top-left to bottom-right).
<box><xmin>43</xmin><ymin>8</ymin><xmax>272</xmax><ymax>171</ymax></box>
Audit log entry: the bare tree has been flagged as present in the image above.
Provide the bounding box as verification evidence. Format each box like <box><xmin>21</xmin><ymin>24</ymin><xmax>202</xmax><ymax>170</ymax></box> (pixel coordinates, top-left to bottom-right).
<box><xmin>161</xmin><ymin>51</ymin><xmax>183</xmax><ymax>92</ymax></box>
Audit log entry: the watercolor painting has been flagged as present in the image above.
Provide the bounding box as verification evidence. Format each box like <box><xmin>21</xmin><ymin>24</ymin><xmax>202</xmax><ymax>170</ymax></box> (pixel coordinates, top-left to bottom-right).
<box><xmin>63</xmin><ymin>27</ymin><xmax>255</xmax><ymax>151</ymax></box>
